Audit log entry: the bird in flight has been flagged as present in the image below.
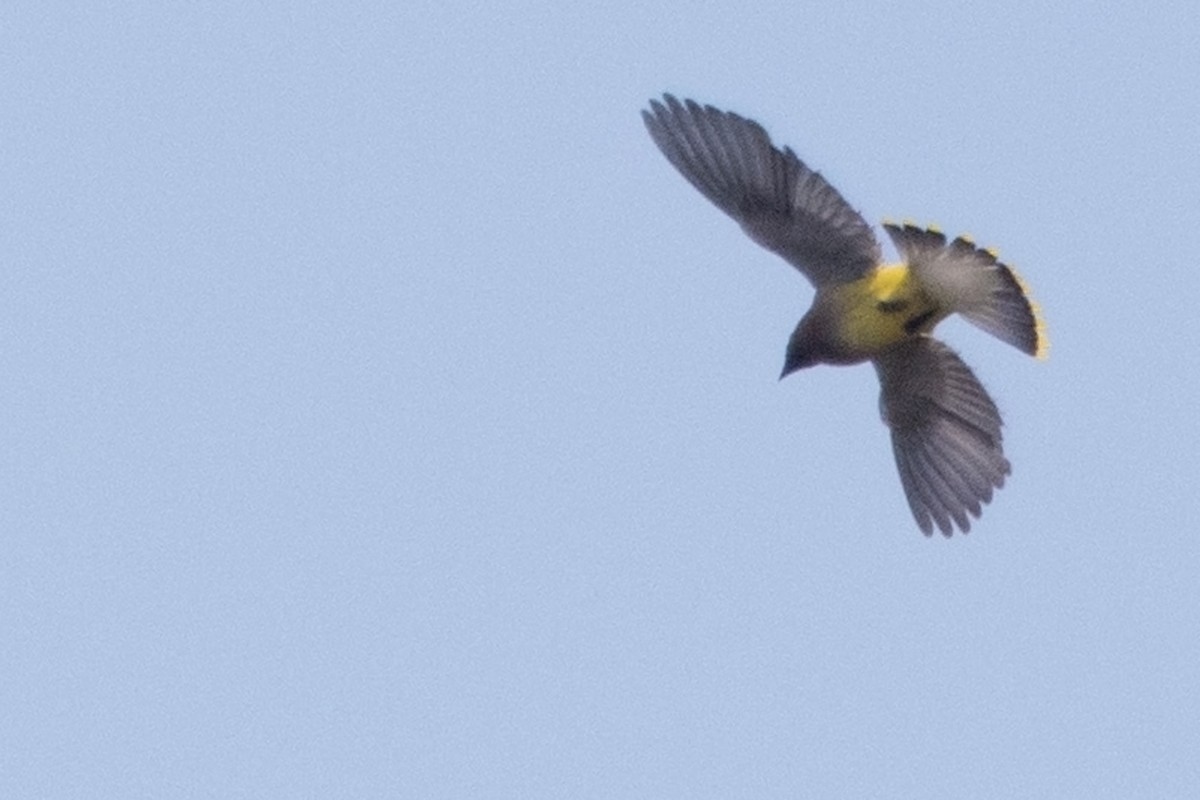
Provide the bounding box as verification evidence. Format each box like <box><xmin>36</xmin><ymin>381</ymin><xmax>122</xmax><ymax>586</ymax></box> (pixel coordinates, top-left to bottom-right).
<box><xmin>642</xmin><ymin>94</ymin><xmax>1047</xmax><ymax>536</ymax></box>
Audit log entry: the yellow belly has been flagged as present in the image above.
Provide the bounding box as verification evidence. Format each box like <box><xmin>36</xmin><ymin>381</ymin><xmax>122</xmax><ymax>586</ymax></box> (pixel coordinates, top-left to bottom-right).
<box><xmin>828</xmin><ymin>263</ymin><xmax>943</xmax><ymax>354</ymax></box>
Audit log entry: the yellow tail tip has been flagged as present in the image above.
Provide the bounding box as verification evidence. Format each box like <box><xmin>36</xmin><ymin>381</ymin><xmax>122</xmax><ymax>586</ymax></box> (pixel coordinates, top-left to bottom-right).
<box><xmin>1007</xmin><ymin>264</ymin><xmax>1049</xmax><ymax>359</ymax></box>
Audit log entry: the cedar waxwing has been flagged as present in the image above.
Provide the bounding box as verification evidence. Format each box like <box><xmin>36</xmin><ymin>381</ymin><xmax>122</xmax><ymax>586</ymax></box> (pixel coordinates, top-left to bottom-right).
<box><xmin>642</xmin><ymin>94</ymin><xmax>1047</xmax><ymax>536</ymax></box>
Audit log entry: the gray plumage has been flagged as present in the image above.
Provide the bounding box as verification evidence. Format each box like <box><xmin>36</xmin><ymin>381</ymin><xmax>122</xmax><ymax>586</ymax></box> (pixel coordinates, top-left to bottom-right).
<box><xmin>643</xmin><ymin>94</ymin><xmax>1045</xmax><ymax>536</ymax></box>
<box><xmin>642</xmin><ymin>95</ymin><xmax>879</xmax><ymax>287</ymax></box>
<box><xmin>874</xmin><ymin>338</ymin><xmax>1009</xmax><ymax>535</ymax></box>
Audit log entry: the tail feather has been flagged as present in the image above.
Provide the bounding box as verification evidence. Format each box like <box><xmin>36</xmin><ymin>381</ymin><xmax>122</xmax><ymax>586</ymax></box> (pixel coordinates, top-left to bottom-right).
<box><xmin>883</xmin><ymin>222</ymin><xmax>1048</xmax><ymax>358</ymax></box>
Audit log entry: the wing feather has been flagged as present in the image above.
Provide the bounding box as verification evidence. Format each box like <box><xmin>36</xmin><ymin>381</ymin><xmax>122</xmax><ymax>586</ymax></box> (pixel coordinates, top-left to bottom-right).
<box><xmin>644</xmin><ymin>95</ymin><xmax>880</xmax><ymax>286</ymax></box>
<box><xmin>875</xmin><ymin>337</ymin><xmax>1010</xmax><ymax>536</ymax></box>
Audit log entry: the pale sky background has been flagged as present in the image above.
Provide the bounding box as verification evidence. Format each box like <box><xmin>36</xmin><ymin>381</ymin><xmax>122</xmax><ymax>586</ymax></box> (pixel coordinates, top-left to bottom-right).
<box><xmin>3</xmin><ymin>2</ymin><xmax>1199</xmax><ymax>797</ymax></box>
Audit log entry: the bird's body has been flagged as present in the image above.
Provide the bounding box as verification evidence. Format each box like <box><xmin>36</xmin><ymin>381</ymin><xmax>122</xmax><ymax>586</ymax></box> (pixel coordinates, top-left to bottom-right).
<box><xmin>642</xmin><ymin>94</ymin><xmax>1047</xmax><ymax>536</ymax></box>
<box><xmin>808</xmin><ymin>263</ymin><xmax>944</xmax><ymax>362</ymax></box>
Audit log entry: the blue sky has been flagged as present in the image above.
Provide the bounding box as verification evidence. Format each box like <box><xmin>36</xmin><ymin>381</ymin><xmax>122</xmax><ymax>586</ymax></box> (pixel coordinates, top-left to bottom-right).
<box><xmin>3</xmin><ymin>2</ymin><xmax>1199</xmax><ymax>797</ymax></box>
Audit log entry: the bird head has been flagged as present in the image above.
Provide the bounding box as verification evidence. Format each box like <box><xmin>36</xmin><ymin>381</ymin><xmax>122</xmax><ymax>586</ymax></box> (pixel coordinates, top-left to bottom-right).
<box><xmin>780</xmin><ymin>316</ymin><xmax>822</xmax><ymax>379</ymax></box>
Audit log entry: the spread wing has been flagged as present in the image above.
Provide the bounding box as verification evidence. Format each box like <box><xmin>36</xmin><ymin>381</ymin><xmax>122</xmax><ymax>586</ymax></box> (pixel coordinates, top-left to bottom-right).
<box><xmin>874</xmin><ymin>337</ymin><xmax>1010</xmax><ymax>536</ymax></box>
<box><xmin>643</xmin><ymin>94</ymin><xmax>880</xmax><ymax>287</ymax></box>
